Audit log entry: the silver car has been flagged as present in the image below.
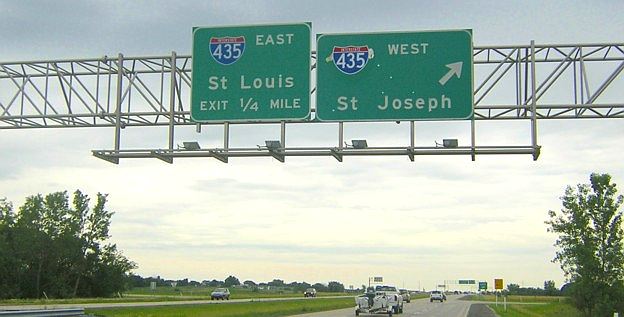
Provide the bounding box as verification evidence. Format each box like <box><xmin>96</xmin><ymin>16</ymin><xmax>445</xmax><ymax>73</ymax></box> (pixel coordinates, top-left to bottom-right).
<box><xmin>211</xmin><ymin>287</ymin><xmax>230</xmax><ymax>300</ymax></box>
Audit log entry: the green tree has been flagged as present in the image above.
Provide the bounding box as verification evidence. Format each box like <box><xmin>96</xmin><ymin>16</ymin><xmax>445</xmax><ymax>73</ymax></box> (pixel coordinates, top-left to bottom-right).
<box><xmin>0</xmin><ymin>190</ymin><xmax>136</xmax><ymax>299</ymax></box>
<box><xmin>13</xmin><ymin>194</ymin><xmax>58</xmax><ymax>298</ymax></box>
<box><xmin>64</xmin><ymin>191</ymin><xmax>119</xmax><ymax>297</ymax></box>
<box><xmin>224</xmin><ymin>275</ymin><xmax>240</xmax><ymax>287</ymax></box>
<box><xmin>268</xmin><ymin>279</ymin><xmax>284</xmax><ymax>287</ymax></box>
<box><xmin>0</xmin><ymin>198</ymin><xmax>19</xmax><ymax>298</ymax></box>
<box><xmin>507</xmin><ymin>283</ymin><xmax>520</xmax><ymax>294</ymax></box>
<box><xmin>544</xmin><ymin>280</ymin><xmax>557</xmax><ymax>296</ymax></box>
<box><xmin>546</xmin><ymin>173</ymin><xmax>624</xmax><ymax>316</ymax></box>
<box><xmin>243</xmin><ymin>280</ymin><xmax>257</xmax><ymax>287</ymax></box>
<box><xmin>328</xmin><ymin>281</ymin><xmax>345</xmax><ymax>292</ymax></box>
<box><xmin>312</xmin><ymin>283</ymin><xmax>328</xmax><ymax>292</ymax></box>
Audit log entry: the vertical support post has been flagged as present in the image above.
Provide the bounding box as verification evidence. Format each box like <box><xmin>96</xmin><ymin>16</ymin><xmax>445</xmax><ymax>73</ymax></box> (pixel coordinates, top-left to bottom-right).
<box><xmin>168</xmin><ymin>51</ymin><xmax>176</xmax><ymax>151</ymax></box>
<box><xmin>330</xmin><ymin>122</ymin><xmax>345</xmax><ymax>162</ymax></box>
<box><xmin>530</xmin><ymin>40</ymin><xmax>539</xmax><ymax>160</ymax></box>
<box><xmin>114</xmin><ymin>53</ymin><xmax>123</xmax><ymax>152</ymax></box>
<box><xmin>408</xmin><ymin>121</ymin><xmax>415</xmax><ymax>162</ymax></box>
<box><xmin>471</xmin><ymin>115</ymin><xmax>476</xmax><ymax>161</ymax></box>
<box><xmin>504</xmin><ymin>295</ymin><xmax>507</xmax><ymax>312</ymax></box>
<box><xmin>470</xmin><ymin>44</ymin><xmax>477</xmax><ymax>161</ymax></box>
<box><xmin>280</xmin><ymin>121</ymin><xmax>286</xmax><ymax>149</ymax></box>
<box><xmin>223</xmin><ymin>122</ymin><xmax>229</xmax><ymax>151</ymax></box>
<box><xmin>339</xmin><ymin>122</ymin><xmax>344</xmax><ymax>149</ymax></box>
<box><xmin>579</xmin><ymin>47</ymin><xmax>585</xmax><ymax>104</ymax></box>
<box><xmin>410</xmin><ymin>121</ymin><xmax>415</xmax><ymax>148</ymax></box>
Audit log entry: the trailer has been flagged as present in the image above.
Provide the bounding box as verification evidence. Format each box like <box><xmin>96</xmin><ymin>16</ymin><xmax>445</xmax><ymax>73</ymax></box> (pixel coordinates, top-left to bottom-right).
<box><xmin>355</xmin><ymin>290</ymin><xmax>394</xmax><ymax>316</ymax></box>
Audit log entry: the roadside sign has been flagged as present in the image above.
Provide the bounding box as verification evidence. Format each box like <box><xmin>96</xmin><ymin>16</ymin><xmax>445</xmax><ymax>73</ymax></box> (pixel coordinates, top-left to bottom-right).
<box><xmin>479</xmin><ymin>282</ymin><xmax>487</xmax><ymax>290</ymax></box>
<box><xmin>373</xmin><ymin>277</ymin><xmax>383</xmax><ymax>283</ymax></box>
<box><xmin>459</xmin><ymin>279</ymin><xmax>476</xmax><ymax>285</ymax></box>
<box><xmin>495</xmin><ymin>279</ymin><xmax>503</xmax><ymax>290</ymax></box>
<box><xmin>191</xmin><ymin>23</ymin><xmax>311</xmax><ymax>122</ymax></box>
<box><xmin>316</xmin><ymin>29</ymin><xmax>473</xmax><ymax>121</ymax></box>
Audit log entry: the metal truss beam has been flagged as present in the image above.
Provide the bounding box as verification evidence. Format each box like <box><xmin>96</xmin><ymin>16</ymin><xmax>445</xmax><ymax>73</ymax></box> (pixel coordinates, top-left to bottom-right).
<box><xmin>1</xmin><ymin>43</ymin><xmax>623</xmax><ymax>130</ymax></box>
<box><xmin>91</xmin><ymin>145</ymin><xmax>539</xmax><ymax>164</ymax></box>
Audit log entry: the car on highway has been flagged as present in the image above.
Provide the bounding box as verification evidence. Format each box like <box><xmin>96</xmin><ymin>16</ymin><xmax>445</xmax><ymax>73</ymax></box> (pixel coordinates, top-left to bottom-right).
<box><xmin>210</xmin><ymin>287</ymin><xmax>230</xmax><ymax>300</ymax></box>
<box><xmin>430</xmin><ymin>290</ymin><xmax>445</xmax><ymax>302</ymax></box>
<box><xmin>399</xmin><ymin>289</ymin><xmax>410</xmax><ymax>303</ymax></box>
<box><xmin>304</xmin><ymin>288</ymin><xmax>317</xmax><ymax>297</ymax></box>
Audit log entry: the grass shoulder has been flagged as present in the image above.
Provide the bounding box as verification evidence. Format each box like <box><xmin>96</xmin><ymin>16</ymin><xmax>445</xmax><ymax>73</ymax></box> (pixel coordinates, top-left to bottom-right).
<box><xmin>462</xmin><ymin>294</ymin><xmax>567</xmax><ymax>303</ymax></box>
<box><xmin>488</xmin><ymin>301</ymin><xmax>582</xmax><ymax>317</ymax></box>
<box><xmin>87</xmin><ymin>297</ymin><xmax>354</xmax><ymax>317</ymax></box>
<box><xmin>460</xmin><ymin>294</ymin><xmax>583</xmax><ymax>317</ymax></box>
<box><xmin>126</xmin><ymin>286</ymin><xmax>348</xmax><ymax>299</ymax></box>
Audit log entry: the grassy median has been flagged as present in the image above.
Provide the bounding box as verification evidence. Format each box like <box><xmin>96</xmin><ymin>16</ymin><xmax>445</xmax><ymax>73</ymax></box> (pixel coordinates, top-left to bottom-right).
<box><xmin>0</xmin><ymin>287</ymin><xmax>351</xmax><ymax>306</ymax></box>
<box><xmin>125</xmin><ymin>286</ymin><xmax>348</xmax><ymax>299</ymax></box>
<box><xmin>87</xmin><ymin>297</ymin><xmax>355</xmax><ymax>317</ymax></box>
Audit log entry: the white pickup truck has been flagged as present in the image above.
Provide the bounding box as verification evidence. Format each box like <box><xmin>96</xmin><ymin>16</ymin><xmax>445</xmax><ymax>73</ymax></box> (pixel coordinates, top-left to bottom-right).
<box><xmin>375</xmin><ymin>285</ymin><xmax>404</xmax><ymax>314</ymax></box>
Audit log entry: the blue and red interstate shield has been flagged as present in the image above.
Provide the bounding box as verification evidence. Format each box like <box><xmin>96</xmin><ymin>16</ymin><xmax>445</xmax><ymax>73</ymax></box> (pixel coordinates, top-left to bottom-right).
<box><xmin>209</xmin><ymin>36</ymin><xmax>245</xmax><ymax>65</ymax></box>
<box><xmin>332</xmin><ymin>46</ymin><xmax>369</xmax><ymax>75</ymax></box>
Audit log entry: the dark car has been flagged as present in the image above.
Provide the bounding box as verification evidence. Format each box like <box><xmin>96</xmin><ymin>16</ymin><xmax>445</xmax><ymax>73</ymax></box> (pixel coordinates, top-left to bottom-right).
<box><xmin>304</xmin><ymin>288</ymin><xmax>317</xmax><ymax>297</ymax></box>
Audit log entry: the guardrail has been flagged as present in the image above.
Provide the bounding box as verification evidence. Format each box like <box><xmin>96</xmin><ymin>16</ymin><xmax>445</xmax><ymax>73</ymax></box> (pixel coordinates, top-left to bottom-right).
<box><xmin>0</xmin><ymin>308</ymin><xmax>84</xmax><ymax>317</ymax></box>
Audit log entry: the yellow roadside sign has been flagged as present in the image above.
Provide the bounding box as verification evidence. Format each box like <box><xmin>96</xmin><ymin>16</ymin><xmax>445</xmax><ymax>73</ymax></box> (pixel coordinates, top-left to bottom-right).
<box><xmin>494</xmin><ymin>279</ymin><xmax>503</xmax><ymax>290</ymax></box>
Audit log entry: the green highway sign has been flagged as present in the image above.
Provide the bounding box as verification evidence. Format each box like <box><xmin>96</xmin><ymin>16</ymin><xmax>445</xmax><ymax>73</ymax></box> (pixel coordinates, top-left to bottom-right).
<box><xmin>479</xmin><ymin>282</ymin><xmax>487</xmax><ymax>290</ymax></box>
<box><xmin>191</xmin><ymin>23</ymin><xmax>311</xmax><ymax>122</ymax></box>
<box><xmin>316</xmin><ymin>30</ymin><xmax>473</xmax><ymax>121</ymax></box>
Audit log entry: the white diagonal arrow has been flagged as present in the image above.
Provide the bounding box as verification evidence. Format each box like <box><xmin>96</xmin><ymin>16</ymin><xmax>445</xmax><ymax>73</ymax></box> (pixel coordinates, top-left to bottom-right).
<box><xmin>438</xmin><ymin>62</ymin><xmax>463</xmax><ymax>86</ymax></box>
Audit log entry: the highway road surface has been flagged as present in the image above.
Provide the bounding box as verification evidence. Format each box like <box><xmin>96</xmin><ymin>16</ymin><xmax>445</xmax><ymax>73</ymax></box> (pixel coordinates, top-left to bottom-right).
<box><xmin>292</xmin><ymin>295</ymin><xmax>478</xmax><ymax>317</ymax></box>
<box><xmin>0</xmin><ymin>294</ymin><xmax>496</xmax><ymax>317</ymax></box>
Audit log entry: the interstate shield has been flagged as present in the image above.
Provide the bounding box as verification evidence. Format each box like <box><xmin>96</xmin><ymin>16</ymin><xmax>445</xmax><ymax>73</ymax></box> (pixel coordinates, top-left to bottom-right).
<box><xmin>209</xmin><ymin>36</ymin><xmax>245</xmax><ymax>65</ymax></box>
<box><xmin>332</xmin><ymin>46</ymin><xmax>369</xmax><ymax>75</ymax></box>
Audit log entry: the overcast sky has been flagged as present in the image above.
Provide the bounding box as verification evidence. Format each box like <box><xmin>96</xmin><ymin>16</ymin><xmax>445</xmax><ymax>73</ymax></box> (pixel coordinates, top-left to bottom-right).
<box><xmin>1</xmin><ymin>0</ymin><xmax>623</xmax><ymax>291</ymax></box>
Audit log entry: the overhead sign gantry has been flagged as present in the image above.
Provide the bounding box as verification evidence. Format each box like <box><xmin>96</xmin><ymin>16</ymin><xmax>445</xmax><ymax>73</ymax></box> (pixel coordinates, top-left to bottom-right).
<box><xmin>1</xmin><ymin>21</ymin><xmax>623</xmax><ymax>164</ymax></box>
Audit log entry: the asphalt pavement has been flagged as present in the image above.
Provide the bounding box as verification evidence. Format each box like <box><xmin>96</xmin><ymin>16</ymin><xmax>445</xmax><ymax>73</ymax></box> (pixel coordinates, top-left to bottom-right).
<box><xmin>290</xmin><ymin>295</ymin><xmax>482</xmax><ymax>317</ymax></box>
<box><xmin>0</xmin><ymin>294</ymin><xmax>499</xmax><ymax>317</ymax></box>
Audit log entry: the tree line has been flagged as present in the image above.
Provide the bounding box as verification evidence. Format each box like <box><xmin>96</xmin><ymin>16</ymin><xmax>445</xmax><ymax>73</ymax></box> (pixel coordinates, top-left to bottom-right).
<box><xmin>0</xmin><ymin>190</ymin><xmax>135</xmax><ymax>299</ymax></box>
<box><xmin>505</xmin><ymin>280</ymin><xmax>560</xmax><ymax>296</ymax></box>
<box><xmin>127</xmin><ymin>275</ymin><xmax>346</xmax><ymax>292</ymax></box>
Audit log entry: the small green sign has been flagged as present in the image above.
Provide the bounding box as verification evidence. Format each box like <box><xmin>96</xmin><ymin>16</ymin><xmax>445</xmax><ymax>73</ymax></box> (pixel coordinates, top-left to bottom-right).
<box><xmin>479</xmin><ymin>282</ymin><xmax>487</xmax><ymax>290</ymax></box>
<box><xmin>316</xmin><ymin>30</ymin><xmax>473</xmax><ymax>121</ymax></box>
<box><xmin>191</xmin><ymin>23</ymin><xmax>311</xmax><ymax>122</ymax></box>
